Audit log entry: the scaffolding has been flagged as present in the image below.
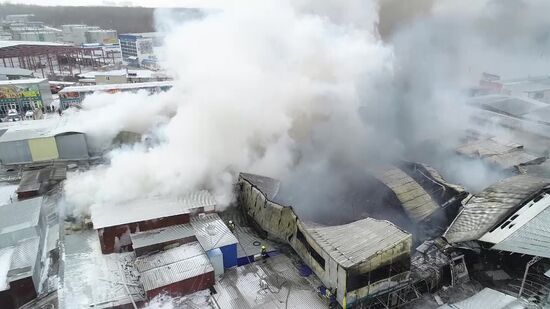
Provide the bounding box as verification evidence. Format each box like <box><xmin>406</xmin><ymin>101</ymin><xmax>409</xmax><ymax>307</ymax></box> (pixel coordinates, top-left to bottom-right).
<box><xmin>0</xmin><ymin>42</ymin><xmax>117</xmax><ymax>80</ymax></box>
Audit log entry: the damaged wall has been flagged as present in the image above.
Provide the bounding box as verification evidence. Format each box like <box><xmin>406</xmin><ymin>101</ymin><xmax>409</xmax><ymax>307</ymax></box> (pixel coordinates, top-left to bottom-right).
<box><xmin>238</xmin><ymin>174</ymin><xmax>412</xmax><ymax>306</ymax></box>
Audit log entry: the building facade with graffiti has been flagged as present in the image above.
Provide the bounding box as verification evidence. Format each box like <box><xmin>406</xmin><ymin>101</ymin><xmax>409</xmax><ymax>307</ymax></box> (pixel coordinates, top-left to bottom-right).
<box><xmin>0</xmin><ymin>78</ymin><xmax>53</xmax><ymax>116</ymax></box>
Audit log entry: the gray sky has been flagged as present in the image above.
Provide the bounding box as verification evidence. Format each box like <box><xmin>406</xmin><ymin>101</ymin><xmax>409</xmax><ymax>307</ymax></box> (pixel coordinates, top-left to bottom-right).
<box><xmin>0</xmin><ymin>0</ymin><xmax>225</xmax><ymax>8</ymax></box>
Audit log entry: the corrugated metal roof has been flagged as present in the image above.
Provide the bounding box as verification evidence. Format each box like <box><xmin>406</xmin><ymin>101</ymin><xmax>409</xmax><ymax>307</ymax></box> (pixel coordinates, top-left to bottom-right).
<box><xmin>437</xmin><ymin>288</ymin><xmax>516</xmax><ymax>309</ymax></box>
<box><xmin>0</xmin><ymin>197</ymin><xmax>42</xmax><ymax>235</ymax></box>
<box><xmin>491</xmin><ymin>205</ymin><xmax>550</xmax><ymax>257</ymax></box>
<box><xmin>0</xmin><ymin>237</ymin><xmax>40</xmax><ymax>284</ymax></box>
<box><xmin>190</xmin><ymin>213</ymin><xmax>238</xmax><ymax>251</ymax></box>
<box><xmin>0</xmin><ymin>117</ymin><xmax>79</xmax><ymax>143</ymax></box>
<box><xmin>239</xmin><ymin>173</ymin><xmax>280</xmax><ymax>200</ymax></box>
<box><xmin>136</xmin><ymin>241</ymin><xmax>213</xmax><ymax>291</ymax></box>
<box><xmin>455</xmin><ymin>137</ymin><xmax>545</xmax><ymax>170</ymax></box>
<box><xmin>480</xmin><ymin>97</ymin><xmax>547</xmax><ymax>117</ymax></box>
<box><xmin>374</xmin><ymin>167</ymin><xmax>439</xmax><ymax>222</ymax></box>
<box><xmin>445</xmin><ymin>175</ymin><xmax>550</xmax><ymax>243</ymax></box>
<box><xmin>91</xmin><ymin>191</ymin><xmax>216</xmax><ymax>229</ymax></box>
<box><xmin>130</xmin><ymin>224</ymin><xmax>195</xmax><ymax>250</ymax></box>
<box><xmin>58</xmin><ymin>80</ymin><xmax>173</xmax><ymax>93</ymax></box>
<box><xmin>7</xmin><ymin>237</ymin><xmax>39</xmax><ymax>282</ymax></box>
<box><xmin>16</xmin><ymin>168</ymin><xmax>54</xmax><ymax>193</ymax></box>
<box><xmin>135</xmin><ymin>241</ymin><xmax>204</xmax><ymax>272</ymax></box>
<box><xmin>140</xmin><ymin>254</ymin><xmax>213</xmax><ymax>291</ymax></box>
<box><xmin>304</xmin><ymin>217</ymin><xmax>410</xmax><ymax>269</ymax></box>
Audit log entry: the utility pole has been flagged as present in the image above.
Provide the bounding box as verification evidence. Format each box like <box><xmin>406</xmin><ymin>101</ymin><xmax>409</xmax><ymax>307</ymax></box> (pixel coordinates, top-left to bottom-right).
<box><xmin>518</xmin><ymin>256</ymin><xmax>542</xmax><ymax>298</ymax></box>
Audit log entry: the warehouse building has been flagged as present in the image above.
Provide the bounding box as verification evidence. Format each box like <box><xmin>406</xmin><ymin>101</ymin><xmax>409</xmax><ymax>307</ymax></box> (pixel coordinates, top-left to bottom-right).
<box><xmin>445</xmin><ymin>175</ymin><xmax>550</xmax><ymax>258</ymax></box>
<box><xmin>58</xmin><ymin>80</ymin><xmax>173</xmax><ymax>109</ymax></box>
<box><xmin>0</xmin><ymin>120</ymin><xmax>89</xmax><ymax>165</ymax></box>
<box><xmin>238</xmin><ymin>173</ymin><xmax>414</xmax><ymax>307</ymax></box>
<box><xmin>91</xmin><ymin>191</ymin><xmax>216</xmax><ymax>254</ymax></box>
<box><xmin>0</xmin><ymin>78</ymin><xmax>53</xmax><ymax>116</ymax></box>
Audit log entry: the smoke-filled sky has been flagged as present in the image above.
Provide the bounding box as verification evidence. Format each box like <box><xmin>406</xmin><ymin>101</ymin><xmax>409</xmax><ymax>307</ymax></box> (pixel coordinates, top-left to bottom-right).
<box><xmin>63</xmin><ymin>0</ymin><xmax>550</xmax><ymax>219</ymax></box>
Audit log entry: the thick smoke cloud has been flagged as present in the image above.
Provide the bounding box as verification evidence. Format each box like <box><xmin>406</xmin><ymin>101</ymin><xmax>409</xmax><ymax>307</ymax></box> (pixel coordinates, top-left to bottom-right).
<box><xmin>64</xmin><ymin>0</ymin><xmax>550</xmax><ymax>223</ymax></box>
<box><xmin>64</xmin><ymin>0</ymin><xmax>391</xmax><ymax>216</ymax></box>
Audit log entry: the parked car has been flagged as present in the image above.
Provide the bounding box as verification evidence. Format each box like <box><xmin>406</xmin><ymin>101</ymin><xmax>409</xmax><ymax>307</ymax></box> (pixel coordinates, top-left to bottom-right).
<box><xmin>6</xmin><ymin>109</ymin><xmax>20</xmax><ymax>122</ymax></box>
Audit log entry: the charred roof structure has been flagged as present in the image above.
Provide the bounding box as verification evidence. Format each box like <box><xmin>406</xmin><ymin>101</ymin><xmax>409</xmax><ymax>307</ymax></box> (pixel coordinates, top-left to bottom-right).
<box><xmin>445</xmin><ymin>175</ymin><xmax>550</xmax><ymax>258</ymax></box>
<box><xmin>373</xmin><ymin>162</ymin><xmax>467</xmax><ymax>236</ymax></box>
<box><xmin>455</xmin><ymin>136</ymin><xmax>545</xmax><ymax>172</ymax></box>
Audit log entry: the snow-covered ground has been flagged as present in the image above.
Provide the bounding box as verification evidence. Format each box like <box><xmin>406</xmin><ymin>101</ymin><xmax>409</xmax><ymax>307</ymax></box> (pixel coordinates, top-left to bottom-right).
<box><xmin>0</xmin><ymin>184</ymin><xmax>18</xmax><ymax>206</ymax></box>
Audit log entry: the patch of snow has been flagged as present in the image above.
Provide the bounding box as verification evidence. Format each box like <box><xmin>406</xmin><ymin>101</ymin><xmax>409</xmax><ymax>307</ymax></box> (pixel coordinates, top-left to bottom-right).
<box><xmin>0</xmin><ymin>185</ymin><xmax>17</xmax><ymax>206</ymax></box>
<box><xmin>0</xmin><ymin>247</ymin><xmax>14</xmax><ymax>291</ymax></box>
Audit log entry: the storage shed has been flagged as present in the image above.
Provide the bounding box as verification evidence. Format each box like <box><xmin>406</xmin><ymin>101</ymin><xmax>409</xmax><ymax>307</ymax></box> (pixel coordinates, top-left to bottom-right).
<box><xmin>135</xmin><ymin>241</ymin><xmax>215</xmax><ymax>299</ymax></box>
<box><xmin>190</xmin><ymin>213</ymin><xmax>238</xmax><ymax>269</ymax></box>
<box><xmin>0</xmin><ymin>237</ymin><xmax>41</xmax><ymax>309</ymax></box>
<box><xmin>0</xmin><ymin>197</ymin><xmax>43</xmax><ymax>247</ymax></box>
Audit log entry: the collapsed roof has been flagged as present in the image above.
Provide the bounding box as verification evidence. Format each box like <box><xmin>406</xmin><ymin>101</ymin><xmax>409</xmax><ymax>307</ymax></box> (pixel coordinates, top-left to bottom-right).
<box><xmin>455</xmin><ymin>137</ymin><xmax>545</xmax><ymax>171</ymax></box>
<box><xmin>444</xmin><ymin>175</ymin><xmax>550</xmax><ymax>244</ymax></box>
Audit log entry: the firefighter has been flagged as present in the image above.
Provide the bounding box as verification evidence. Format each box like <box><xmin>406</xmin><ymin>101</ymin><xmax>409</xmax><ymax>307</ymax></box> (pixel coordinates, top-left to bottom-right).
<box><xmin>228</xmin><ymin>220</ymin><xmax>235</xmax><ymax>232</ymax></box>
<box><xmin>261</xmin><ymin>245</ymin><xmax>268</xmax><ymax>261</ymax></box>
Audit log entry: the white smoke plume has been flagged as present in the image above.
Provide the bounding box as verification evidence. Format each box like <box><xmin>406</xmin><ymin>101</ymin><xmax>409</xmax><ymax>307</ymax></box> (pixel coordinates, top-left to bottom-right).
<box><xmin>64</xmin><ymin>0</ymin><xmax>391</xmax><ymax>215</ymax></box>
<box><xmin>64</xmin><ymin>0</ymin><xmax>550</xmax><ymax>219</ymax></box>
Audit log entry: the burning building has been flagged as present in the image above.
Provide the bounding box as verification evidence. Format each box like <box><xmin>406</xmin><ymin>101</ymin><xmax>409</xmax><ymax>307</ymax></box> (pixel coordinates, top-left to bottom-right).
<box><xmin>238</xmin><ymin>173</ymin><xmax>419</xmax><ymax>307</ymax></box>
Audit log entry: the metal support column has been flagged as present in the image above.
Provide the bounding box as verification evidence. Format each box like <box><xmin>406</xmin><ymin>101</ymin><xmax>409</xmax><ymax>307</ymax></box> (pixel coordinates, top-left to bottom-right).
<box><xmin>519</xmin><ymin>256</ymin><xmax>542</xmax><ymax>298</ymax></box>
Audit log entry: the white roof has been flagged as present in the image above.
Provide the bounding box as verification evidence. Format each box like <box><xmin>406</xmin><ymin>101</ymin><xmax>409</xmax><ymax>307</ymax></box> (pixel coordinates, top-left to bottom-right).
<box><xmin>91</xmin><ymin>191</ymin><xmax>216</xmax><ymax>229</ymax></box>
<box><xmin>304</xmin><ymin>217</ymin><xmax>410</xmax><ymax>269</ymax></box>
<box><xmin>58</xmin><ymin>80</ymin><xmax>173</xmax><ymax>93</ymax></box>
<box><xmin>0</xmin><ymin>197</ymin><xmax>42</xmax><ymax>236</ymax></box>
<box><xmin>0</xmin><ymin>117</ymin><xmax>76</xmax><ymax>143</ymax></box>
<box><xmin>0</xmin><ymin>78</ymin><xmax>47</xmax><ymax>86</ymax></box>
<box><xmin>0</xmin><ymin>40</ymin><xmax>71</xmax><ymax>49</ymax></box>
<box><xmin>78</xmin><ymin>69</ymin><xmax>161</xmax><ymax>79</ymax></box>
<box><xmin>136</xmin><ymin>242</ymin><xmax>213</xmax><ymax>291</ymax></box>
<box><xmin>190</xmin><ymin>213</ymin><xmax>238</xmax><ymax>251</ymax></box>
